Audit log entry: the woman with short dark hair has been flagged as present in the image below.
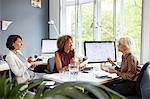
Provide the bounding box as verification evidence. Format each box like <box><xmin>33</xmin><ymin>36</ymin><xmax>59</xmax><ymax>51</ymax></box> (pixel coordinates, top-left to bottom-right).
<box><xmin>6</xmin><ymin>34</ymin><xmax>44</xmax><ymax>84</ymax></box>
<box><xmin>6</xmin><ymin>35</ymin><xmax>22</xmax><ymax>50</ymax></box>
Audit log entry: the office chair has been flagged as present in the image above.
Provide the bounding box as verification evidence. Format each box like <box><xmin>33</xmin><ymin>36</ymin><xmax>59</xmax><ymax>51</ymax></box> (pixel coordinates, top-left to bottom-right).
<box><xmin>47</xmin><ymin>57</ymin><xmax>55</xmax><ymax>73</ymax></box>
<box><xmin>1</xmin><ymin>55</ymin><xmax>15</xmax><ymax>82</ymax></box>
<box><xmin>0</xmin><ymin>54</ymin><xmax>3</xmax><ymax>60</ymax></box>
<box><xmin>136</xmin><ymin>62</ymin><xmax>150</xmax><ymax>98</ymax></box>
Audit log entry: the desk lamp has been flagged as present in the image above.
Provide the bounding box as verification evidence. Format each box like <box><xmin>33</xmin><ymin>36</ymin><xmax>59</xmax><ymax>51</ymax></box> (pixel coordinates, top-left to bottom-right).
<box><xmin>48</xmin><ymin>20</ymin><xmax>59</xmax><ymax>37</ymax></box>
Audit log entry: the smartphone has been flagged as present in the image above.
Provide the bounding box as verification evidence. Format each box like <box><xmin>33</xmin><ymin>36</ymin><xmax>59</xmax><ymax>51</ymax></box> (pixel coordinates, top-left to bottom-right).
<box><xmin>95</xmin><ymin>75</ymin><xmax>112</xmax><ymax>79</ymax></box>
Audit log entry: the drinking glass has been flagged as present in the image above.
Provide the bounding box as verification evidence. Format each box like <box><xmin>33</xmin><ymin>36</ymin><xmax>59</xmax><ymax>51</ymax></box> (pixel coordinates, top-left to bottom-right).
<box><xmin>59</xmin><ymin>68</ymin><xmax>67</xmax><ymax>79</ymax></box>
<box><xmin>69</xmin><ymin>63</ymin><xmax>79</xmax><ymax>80</ymax></box>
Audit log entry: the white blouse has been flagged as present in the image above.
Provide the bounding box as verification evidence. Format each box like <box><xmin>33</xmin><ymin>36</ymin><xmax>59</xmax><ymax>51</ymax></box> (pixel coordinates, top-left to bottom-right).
<box><xmin>6</xmin><ymin>50</ymin><xmax>32</xmax><ymax>84</ymax></box>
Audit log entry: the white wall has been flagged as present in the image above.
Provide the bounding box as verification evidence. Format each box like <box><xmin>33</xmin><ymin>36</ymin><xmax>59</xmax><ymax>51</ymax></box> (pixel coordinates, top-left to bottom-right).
<box><xmin>0</xmin><ymin>0</ymin><xmax>48</xmax><ymax>56</ymax></box>
<box><xmin>141</xmin><ymin>0</ymin><xmax>150</xmax><ymax>64</ymax></box>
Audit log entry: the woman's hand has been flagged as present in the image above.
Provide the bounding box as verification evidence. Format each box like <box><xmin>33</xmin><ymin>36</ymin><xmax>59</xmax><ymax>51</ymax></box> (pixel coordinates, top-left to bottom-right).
<box><xmin>108</xmin><ymin>67</ymin><xmax>117</xmax><ymax>73</ymax></box>
<box><xmin>101</xmin><ymin>64</ymin><xmax>117</xmax><ymax>73</ymax></box>
<box><xmin>107</xmin><ymin>58</ymin><xmax>115</xmax><ymax>66</ymax></box>
<box><xmin>59</xmin><ymin>66</ymin><xmax>68</xmax><ymax>73</ymax></box>
<box><xmin>79</xmin><ymin>60</ymin><xmax>88</xmax><ymax>71</ymax></box>
<box><xmin>62</xmin><ymin>66</ymin><xmax>69</xmax><ymax>71</ymax></box>
<box><xmin>27</xmin><ymin>56</ymin><xmax>33</xmax><ymax>63</ymax></box>
<box><xmin>101</xmin><ymin>64</ymin><xmax>110</xmax><ymax>72</ymax></box>
<box><xmin>79</xmin><ymin>64</ymin><xmax>85</xmax><ymax>71</ymax></box>
<box><xmin>31</xmin><ymin>64</ymin><xmax>38</xmax><ymax>68</ymax></box>
<box><xmin>70</xmin><ymin>58</ymin><xmax>75</xmax><ymax>64</ymax></box>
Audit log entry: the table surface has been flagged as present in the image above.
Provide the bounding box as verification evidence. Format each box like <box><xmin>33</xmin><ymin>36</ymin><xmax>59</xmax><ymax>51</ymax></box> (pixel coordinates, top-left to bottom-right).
<box><xmin>0</xmin><ymin>60</ymin><xmax>10</xmax><ymax>71</ymax></box>
<box><xmin>42</xmin><ymin>64</ymin><xmax>118</xmax><ymax>84</ymax></box>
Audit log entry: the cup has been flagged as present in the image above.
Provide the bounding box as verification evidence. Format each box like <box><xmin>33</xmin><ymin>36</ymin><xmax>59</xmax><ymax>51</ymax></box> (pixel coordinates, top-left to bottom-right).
<box><xmin>59</xmin><ymin>67</ymin><xmax>69</xmax><ymax>79</ymax></box>
<box><xmin>69</xmin><ymin>63</ymin><xmax>79</xmax><ymax>80</ymax></box>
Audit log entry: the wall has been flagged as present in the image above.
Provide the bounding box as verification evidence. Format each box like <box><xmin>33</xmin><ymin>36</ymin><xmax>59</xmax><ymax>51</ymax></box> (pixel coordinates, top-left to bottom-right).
<box><xmin>141</xmin><ymin>0</ymin><xmax>150</xmax><ymax>64</ymax></box>
<box><xmin>0</xmin><ymin>0</ymin><xmax>48</xmax><ymax>56</ymax></box>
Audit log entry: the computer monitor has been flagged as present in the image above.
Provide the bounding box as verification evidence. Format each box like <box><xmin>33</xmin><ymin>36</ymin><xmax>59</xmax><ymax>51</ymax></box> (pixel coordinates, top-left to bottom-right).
<box><xmin>41</xmin><ymin>39</ymin><xmax>57</xmax><ymax>54</ymax></box>
<box><xmin>84</xmin><ymin>41</ymin><xmax>117</xmax><ymax>63</ymax></box>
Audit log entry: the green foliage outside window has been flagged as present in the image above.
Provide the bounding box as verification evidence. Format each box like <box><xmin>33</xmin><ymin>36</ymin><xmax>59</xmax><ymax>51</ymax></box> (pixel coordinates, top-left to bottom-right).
<box><xmin>75</xmin><ymin>0</ymin><xmax>142</xmax><ymax>60</ymax></box>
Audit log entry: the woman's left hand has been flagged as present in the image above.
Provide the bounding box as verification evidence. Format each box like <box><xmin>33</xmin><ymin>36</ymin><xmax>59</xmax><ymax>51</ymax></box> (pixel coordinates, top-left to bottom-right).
<box><xmin>79</xmin><ymin>60</ymin><xmax>88</xmax><ymax>71</ymax></box>
<box><xmin>63</xmin><ymin>66</ymin><xmax>69</xmax><ymax>71</ymax></box>
<box><xmin>31</xmin><ymin>64</ymin><xmax>38</xmax><ymax>68</ymax></box>
<box><xmin>108</xmin><ymin>67</ymin><xmax>117</xmax><ymax>73</ymax></box>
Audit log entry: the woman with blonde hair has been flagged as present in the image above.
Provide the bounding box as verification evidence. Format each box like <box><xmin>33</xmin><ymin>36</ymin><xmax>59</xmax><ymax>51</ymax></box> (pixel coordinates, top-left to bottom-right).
<box><xmin>103</xmin><ymin>36</ymin><xmax>140</xmax><ymax>96</ymax></box>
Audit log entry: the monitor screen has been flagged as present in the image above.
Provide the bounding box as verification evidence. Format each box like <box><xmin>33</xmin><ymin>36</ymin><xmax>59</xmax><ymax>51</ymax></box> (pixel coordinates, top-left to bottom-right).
<box><xmin>41</xmin><ymin>39</ymin><xmax>57</xmax><ymax>54</ymax></box>
<box><xmin>84</xmin><ymin>41</ymin><xmax>117</xmax><ymax>63</ymax></box>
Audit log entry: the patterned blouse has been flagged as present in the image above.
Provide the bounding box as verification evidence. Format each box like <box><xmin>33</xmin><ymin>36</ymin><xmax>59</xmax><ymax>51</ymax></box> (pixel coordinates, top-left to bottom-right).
<box><xmin>117</xmin><ymin>53</ymin><xmax>140</xmax><ymax>81</ymax></box>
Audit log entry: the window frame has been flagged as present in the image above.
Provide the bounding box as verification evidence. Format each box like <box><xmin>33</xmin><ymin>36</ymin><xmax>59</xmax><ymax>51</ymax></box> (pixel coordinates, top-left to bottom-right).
<box><xmin>60</xmin><ymin>0</ymin><xmax>142</xmax><ymax>60</ymax></box>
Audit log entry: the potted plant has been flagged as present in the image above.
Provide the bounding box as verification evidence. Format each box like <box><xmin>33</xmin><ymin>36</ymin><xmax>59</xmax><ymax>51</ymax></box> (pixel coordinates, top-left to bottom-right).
<box><xmin>0</xmin><ymin>72</ymin><xmax>126</xmax><ymax>99</ymax></box>
<box><xmin>0</xmin><ymin>72</ymin><xmax>43</xmax><ymax>99</ymax></box>
<box><xmin>34</xmin><ymin>81</ymin><xmax>126</xmax><ymax>99</ymax></box>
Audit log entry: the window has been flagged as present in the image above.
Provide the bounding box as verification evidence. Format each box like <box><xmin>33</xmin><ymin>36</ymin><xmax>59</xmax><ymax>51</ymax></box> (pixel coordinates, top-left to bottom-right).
<box><xmin>119</xmin><ymin>0</ymin><xmax>142</xmax><ymax>61</ymax></box>
<box><xmin>60</xmin><ymin>0</ymin><xmax>94</xmax><ymax>56</ymax></box>
<box><xmin>100</xmin><ymin>0</ymin><xmax>114</xmax><ymax>41</ymax></box>
<box><xmin>60</xmin><ymin>0</ymin><xmax>142</xmax><ymax>61</ymax></box>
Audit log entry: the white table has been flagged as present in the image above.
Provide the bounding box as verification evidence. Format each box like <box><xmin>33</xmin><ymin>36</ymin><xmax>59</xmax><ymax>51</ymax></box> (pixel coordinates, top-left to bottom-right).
<box><xmin>42</xmin><ymin>69</ymin><xmax>118</xmax><ymax>84</ymax></box>
<box><xmin>0</xmin><ymin>60</ymin><xmax>10</xmax><ymax>71</ymax></box>
<box><xmin>0</xmin><ymin>60</ymin><xmax>12</xmax><ymax>80</ymax></box>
